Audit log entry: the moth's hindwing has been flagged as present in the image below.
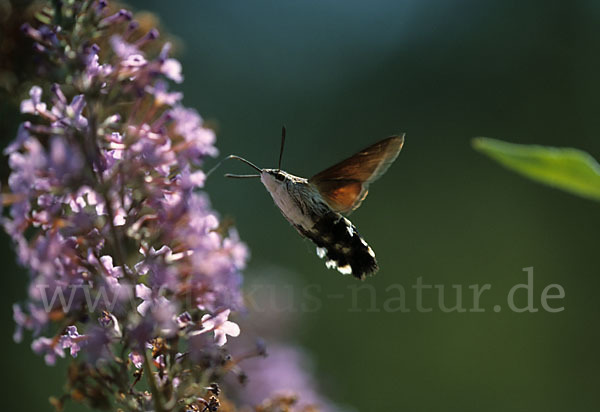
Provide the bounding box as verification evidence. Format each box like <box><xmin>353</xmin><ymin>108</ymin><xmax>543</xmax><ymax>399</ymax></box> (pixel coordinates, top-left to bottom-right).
<box><xmin>297</xmin><ymin>211</ymin><xmax>378</xmax><ymax>279</ymax></box>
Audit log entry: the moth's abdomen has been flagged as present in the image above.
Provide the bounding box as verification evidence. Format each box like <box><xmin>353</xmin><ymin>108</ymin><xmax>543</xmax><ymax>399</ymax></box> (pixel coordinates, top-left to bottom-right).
<box><xmin>302</xmin><ymin>212</ymin><xmax>378</xmax><ymax>280</ymax></box>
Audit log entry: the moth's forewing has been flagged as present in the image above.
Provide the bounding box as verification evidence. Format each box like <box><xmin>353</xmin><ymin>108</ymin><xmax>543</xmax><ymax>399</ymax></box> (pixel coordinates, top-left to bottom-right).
<box><xmin>309</xmin><ymin>135</ymin><xmax>405</xmax><ymax>214</ymax></box>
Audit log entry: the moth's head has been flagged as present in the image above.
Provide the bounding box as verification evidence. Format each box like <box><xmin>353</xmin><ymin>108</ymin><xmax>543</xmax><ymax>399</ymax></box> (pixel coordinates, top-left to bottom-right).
<box><xmin>261</xmin><ymin>169</ymin><xmax>309</xmax><ymax>192</ymax></box>
<box><xmin>263</xmin><ymin>169</ymin><xmax>289</xmax><ymax>182</ymax></box>
<box><xmin>260</xmin><ymin>168</ymin><xmax>290</xmax><ymax>191</ymax></box>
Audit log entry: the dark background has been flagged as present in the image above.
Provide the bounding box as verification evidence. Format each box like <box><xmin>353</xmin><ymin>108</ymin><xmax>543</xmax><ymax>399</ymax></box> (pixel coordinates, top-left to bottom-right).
<box><xmin>2</xmin><ymin>0</ymin><xmax>600</xmax><ymax>410</ymax></box>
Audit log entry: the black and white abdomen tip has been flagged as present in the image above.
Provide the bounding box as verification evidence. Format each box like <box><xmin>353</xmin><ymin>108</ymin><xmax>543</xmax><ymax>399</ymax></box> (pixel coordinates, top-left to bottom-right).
<box><xmin>305</xmin><ymin>212</ymin><xmax>378</xmax><ymax>280</ymax></box>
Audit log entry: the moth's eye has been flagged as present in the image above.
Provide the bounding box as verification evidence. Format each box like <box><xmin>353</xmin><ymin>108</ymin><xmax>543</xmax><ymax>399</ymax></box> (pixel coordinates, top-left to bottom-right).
<box><xmin>275</xmin><ymin>173</ymin><xmax>285</xmax><ymax>182</ymax></box>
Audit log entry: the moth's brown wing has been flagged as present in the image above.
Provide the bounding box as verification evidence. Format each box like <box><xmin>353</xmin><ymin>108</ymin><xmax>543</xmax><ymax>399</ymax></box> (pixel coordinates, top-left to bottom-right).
<box><xmin>309</xmin><ymin>135</ymin><xmax>404</xmax><ymax>214</ymax></box>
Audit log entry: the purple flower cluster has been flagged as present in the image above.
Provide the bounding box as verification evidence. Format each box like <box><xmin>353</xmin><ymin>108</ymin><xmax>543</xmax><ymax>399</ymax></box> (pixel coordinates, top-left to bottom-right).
<box><xmin>5</xmin><ymin>2</ymin><xmax>348</xmax><ymax>411</ymax></box>
<box><xmin>6</xmin><ymin>1</ymin><xmax>248</xmax><ymax>410</ymax></box>
<box><xmin>238</xmin><ymin>343</ymin><xmax>344</xmax><ymax>412</ymax></box>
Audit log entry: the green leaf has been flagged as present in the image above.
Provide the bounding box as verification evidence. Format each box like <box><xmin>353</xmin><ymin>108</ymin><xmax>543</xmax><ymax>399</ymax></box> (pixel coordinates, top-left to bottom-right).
<box><xmin>473</xmin><ymin>137</ymin><xmax>600</xmax><ymax>201</ymax></box>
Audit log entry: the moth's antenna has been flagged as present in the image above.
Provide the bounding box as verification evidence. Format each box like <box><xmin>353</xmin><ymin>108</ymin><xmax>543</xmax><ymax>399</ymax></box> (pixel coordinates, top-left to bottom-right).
<box><xmin>206</xmin><ymin>155</ymin><xmax>263</xmax><ymax>178</ymax></box>
<box><xmin>277</xmin><ymin>125</ymin><xmax>286</xmax><ymax>171</ymax></box>
<box><xmin>228</xmin><ymin>155</ymin><xmax>263</xmax><ymax>173</ymax></box>
<box><xmin>225</xmin><ymin>174</ymin><xmax>261</xmax><ymax>179</ymax></box>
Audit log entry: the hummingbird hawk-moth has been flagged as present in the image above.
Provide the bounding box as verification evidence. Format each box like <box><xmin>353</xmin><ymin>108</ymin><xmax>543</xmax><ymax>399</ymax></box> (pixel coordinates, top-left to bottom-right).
<box><xmin>218</xmin><ymin>128</ymin><xmax>405</xmax><ymax>280</ymax></box>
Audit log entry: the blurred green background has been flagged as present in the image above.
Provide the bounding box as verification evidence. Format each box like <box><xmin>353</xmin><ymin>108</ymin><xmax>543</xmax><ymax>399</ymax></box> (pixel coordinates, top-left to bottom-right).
<box><xmin>2</xmin><ymin>0</ymin><xmax>600</xmax><ymax>410</ymax></box>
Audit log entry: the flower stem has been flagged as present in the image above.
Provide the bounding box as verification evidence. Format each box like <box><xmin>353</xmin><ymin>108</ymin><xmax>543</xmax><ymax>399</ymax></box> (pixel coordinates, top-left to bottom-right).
<box><xmin>86</xmin><ymin>106</ymin><xmax>131</xmax><ymax>277</ymax></box>
<box><xmin>144</xmin><ymin>350</ymin><xmax>167</xmax><ymax>412</ymax></box>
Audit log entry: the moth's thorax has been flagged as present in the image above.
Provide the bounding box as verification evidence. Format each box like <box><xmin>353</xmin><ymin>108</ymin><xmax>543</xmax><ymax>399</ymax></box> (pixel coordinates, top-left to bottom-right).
<box><xmin>260</xmin><ymin>169</ymin><xmax>330</xmax><ymax>231</ymax></box>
